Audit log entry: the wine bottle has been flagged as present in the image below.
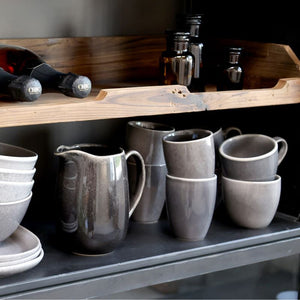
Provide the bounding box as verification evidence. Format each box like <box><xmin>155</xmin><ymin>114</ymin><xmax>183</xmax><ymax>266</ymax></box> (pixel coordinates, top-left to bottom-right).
<box><xmin>0</xmin><ymin>67</ymin><xmax>42</xmax><ymax>102</ymax></box>
<box><xmin>0</xmin><ymin>45</ymin><xmax>92</xmax><ymax>98</ymax></box>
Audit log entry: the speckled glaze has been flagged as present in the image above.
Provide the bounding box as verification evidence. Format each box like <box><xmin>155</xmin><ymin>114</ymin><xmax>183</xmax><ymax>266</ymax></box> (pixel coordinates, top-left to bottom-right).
<box><xmin>166</xmin><ymin>174</ymin><xmax>217</xmax><ymax>241</ymax></box>
<box><xmin>55</xmin><ymin>144</ymin><xmax>145</xmax><ymax>255</ymax></box>
<box><xmin>126</xmin><ymin>121</ymin><xmax>175</xmax><ymax>165</ymax></box>
<box><xmin>163</xmin><ymin>129</ymin><xmax>215</xmax><ymax>179</ymax></box>
<box><xmin>0</xmin><ymin>193</ymin><xmax>32</xmax><ymax>241</ymax></box>
<box><xmin>0</xmin><ymin>180</ymin><xmax>34</xmax><ymax>203</ymax></box>
<box><xmin>222</xmin><ymin>175</ymin><xmax>281</xmax><ymax>229</ymax></box>
<box><xmin>219</xmin><ymin>134</ymin><xmax>288</xmax><ymax>181</ymax></box>
<box><xmin>128</xmin><ymin>162</ymin><xmax>167</xmax><ymax>223</ymax></box>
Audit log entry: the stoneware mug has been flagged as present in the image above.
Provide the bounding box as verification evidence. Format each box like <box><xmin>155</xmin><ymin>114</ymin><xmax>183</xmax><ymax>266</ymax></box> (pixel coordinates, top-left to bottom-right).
<box><xmin>128</xmin><ymin>162</ymin><xmax>167</xmax><ymax>223</ymax></box>
<box><xmin>222</xmin><ymin>175</ymin><xmax>281</xmax><ymax>229</ymax></box>
<box><xmin>219</xmin><ymin>134</ymin><xmax>288</xmax><ymax>181</ymax></box>
<box><xmin>166</xmin><ymin>174</ymin><xmax>217</xmax><ymax>241</ymax></box>
<box><xmin>126</xmin><ymin>120</ymin><xmax>175</xmax><ymax>165</ymax></box>
<box><xmin>162</xmin><ymin>129</ymin><xmax>215</xmax><ymax>179</ymax></box>
<box><xmin>55</xmin><ymin>144</ymin><xmax>146</xmax><ymax>255</ymax></box>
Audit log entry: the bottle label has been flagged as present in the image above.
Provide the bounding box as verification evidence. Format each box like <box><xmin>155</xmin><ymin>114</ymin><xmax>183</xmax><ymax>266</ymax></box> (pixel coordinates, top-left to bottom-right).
<box><xmin>28</xmin><ymin>86</ymin><xmax>42</xmax><ymax>95</ymax></box>
<box><xmin>78</xmin><ymin>83</ymin><xmax>91</xmax><ymax>92</ymax></box>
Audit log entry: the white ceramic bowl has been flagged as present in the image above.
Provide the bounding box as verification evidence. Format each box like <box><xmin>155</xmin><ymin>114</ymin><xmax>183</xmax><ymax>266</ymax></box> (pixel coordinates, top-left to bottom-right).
<box><xmin>0</xmin><ymin>143</ymin><xmax>38</xmax><ymax>170</ymax></box>
<box><xmin>0</xmin><ymin>167</ymin><xmax>36</xmax><ymax>182</ymax></box>
<box><xmin>0</xmin><ymin>193</ymin><xmax>32</xmax><ymax>241</ymax></box>
<box><xmin>0</xmin><ymin>180</ymin><xmax>34</xmax><ymax>203</ymax></box>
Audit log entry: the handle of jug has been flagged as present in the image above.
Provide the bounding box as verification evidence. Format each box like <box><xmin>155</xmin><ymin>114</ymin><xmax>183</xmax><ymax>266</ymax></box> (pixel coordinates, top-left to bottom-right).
<box><xmin>125</xmin><ymin>150</ymin><xmax>146</xmax><ymax>217</ymax></box>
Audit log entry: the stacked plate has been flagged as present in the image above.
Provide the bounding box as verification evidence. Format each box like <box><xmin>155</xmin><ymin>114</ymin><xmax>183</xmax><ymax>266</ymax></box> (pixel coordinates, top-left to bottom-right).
<box><xmin>0</xmin><ymin>142</ymin><xmax>44</xmax><ymax>277</ymax></box>
<box><xmin>0</xmin><ymin>225</ymin><xmax>44</xmax><ymax>277</ymax></box>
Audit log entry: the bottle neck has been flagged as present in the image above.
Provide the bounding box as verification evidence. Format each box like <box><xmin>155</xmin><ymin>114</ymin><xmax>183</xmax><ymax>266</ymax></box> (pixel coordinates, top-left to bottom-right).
<box><xmin>188</xmin><ymin>24</ymin><xmax>201</xmax><ymax>38</ymax></box>
<box><xmin>170</xmin><ymin>40</ymin><xmax>189</xmax><ymax>53</ymax></box>
<box><xmin>228</xmin><ymin>53</ymin><xmax>240</xmax><ymax>64</ymax></box>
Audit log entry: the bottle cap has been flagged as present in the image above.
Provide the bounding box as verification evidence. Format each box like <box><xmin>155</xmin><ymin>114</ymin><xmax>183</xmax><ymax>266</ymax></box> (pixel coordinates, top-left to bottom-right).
<box><xmin>59</xmin><ymin>73</ymin><xmax>92</xmax><ymax>98</ymax></box>
<box><xmin>8</xmin><ymin>76</ymin><xmax>42</xmax><ymax>102</ymax></box>
<box><xmin>185</xmin><ymin>14</ymin><xmax>203</xmax><ymax>25</ymax></box>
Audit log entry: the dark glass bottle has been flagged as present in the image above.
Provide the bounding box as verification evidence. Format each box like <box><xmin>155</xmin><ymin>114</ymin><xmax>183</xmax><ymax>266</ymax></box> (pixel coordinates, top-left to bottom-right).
<box><xmin>159</xmin><ymin>31</ymin><xmax>194</xmax><ymax>87</ymax></box>
<box><xmin>0</xmin><ymin>45</ymin><xmax>92</xmax><ymax>98</ymax></box>
<box><xmin>0</xmin><ymin>67</ymin><xmax>42</xmax><ymax>101</ymax></box>
<box><xmin>185</xmin><ymin>14</ymin><xmax>205</xmax><ymax>92</ymax></box>
<box><xmin>217</xmin><ymin>47</ymin><xmax>244</xmax><ymax>91</ymax></box>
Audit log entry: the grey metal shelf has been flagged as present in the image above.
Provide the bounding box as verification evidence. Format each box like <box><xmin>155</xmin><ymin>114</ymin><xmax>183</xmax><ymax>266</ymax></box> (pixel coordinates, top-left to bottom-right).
<box><xmin>1</xmin><ymin>213</ymin><xmax>300</xmax><ymax>299</ymax></box>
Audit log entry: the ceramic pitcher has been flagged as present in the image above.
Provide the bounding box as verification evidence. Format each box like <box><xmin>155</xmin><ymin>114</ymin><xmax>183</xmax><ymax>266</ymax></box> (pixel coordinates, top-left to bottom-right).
<box><xmin>54</xmin><ymin>144</ymin><xmax>145</xmax><ymax>255</ymax></box>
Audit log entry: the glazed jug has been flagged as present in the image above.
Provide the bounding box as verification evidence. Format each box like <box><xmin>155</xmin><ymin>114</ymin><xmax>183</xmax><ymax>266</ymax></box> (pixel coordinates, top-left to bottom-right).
<box><xmin>54</xmin><ymin>144</ymin><xmax>145</xmax><ymax>255</ymax></box>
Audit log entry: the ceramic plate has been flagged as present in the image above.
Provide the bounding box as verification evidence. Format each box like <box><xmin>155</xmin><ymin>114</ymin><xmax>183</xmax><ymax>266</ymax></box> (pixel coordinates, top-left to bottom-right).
<box><xmin>0</xmin><ymin>225</ymin><xmax>41</xmax><ymax>262</ymax></box>
<box><xmin>0</xmin><ymin>248</ymin><xmax>44</xmax><ymax>278</ymax></box>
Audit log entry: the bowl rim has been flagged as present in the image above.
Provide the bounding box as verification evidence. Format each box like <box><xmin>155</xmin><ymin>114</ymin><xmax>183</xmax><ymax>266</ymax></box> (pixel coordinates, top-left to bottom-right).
<box><xmin>0</xmin><ymin>192</ymin><xmax>32</xmax><ymax>205</ymax></box>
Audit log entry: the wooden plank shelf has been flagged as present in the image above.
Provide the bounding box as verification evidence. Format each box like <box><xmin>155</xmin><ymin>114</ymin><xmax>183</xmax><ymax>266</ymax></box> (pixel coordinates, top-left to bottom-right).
<box><xmin>1</xmin><ymin>77</ymin><xmax>299</xmax><ymax>128</ymax></box>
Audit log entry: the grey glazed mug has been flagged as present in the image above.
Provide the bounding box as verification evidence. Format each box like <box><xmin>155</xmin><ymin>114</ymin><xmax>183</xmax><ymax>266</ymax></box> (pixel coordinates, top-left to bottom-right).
<box><xmin>126</xmin><ymin>120</ymin><xmax>175</xmax><ymax>165</ymax></box>
<box><xmin>55</xmin><ymin>144</ymin><xmax>146</xmax><ymax>255</ymax></box>
<box><xmin>222</xmin><ymin>175</ymin><xmax>281</xmax><ymax>229</ymax></box>
<box><xmin>166</xmin><ymin>174</ymin><xmax>217</xmax><ymax>241</ymax></box>
<box><xmin>128</xmin><ymin>162</ymin><xmax>167</xmax><ymax>223</ymax></box>
<box><xmin>219</xmin><ymin>134</ymin><xmax>288</xmax><ymax>181</ymax></box>
<box><xmin>162</xmin><ymin>129</ymin><xmax>215</xmax><ymax>178</ymax></box>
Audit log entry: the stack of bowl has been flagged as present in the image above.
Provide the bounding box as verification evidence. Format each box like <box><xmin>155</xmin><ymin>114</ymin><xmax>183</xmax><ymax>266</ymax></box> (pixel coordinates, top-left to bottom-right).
<box><xmin>0</xmin><ymin>142</ymin><xmax>37</xmax><ymax>242</ymax></box>
<box><xmin>126</xmin><ymin>121</ymin><xmax>175</xmax><ymax>223</ymax></box>
<box><xmin>219</xmin><ymin>134</ymin><xmax>288</xmax><ymax>229</ymax></box>
<box><xmin>162</xmin><ymin>129</ymin><xmax>217</xmax><ymax>241</ymax></box>
<box><xmin>0</xmin><ymin>142</ymin><xmax>43</xmax><ymax>277</ymax></box>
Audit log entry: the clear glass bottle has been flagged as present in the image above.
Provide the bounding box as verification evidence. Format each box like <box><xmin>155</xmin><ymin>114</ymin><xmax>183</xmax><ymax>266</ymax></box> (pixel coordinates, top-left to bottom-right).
<box><xmin>185</xmin><ymin>14</ymin><xmax>205</xmax><ymax>92</ymax></box>
<box><xmin>217</xmin><ymin>47</ymin><xmax>244</xmax><ymax>91</ymax></box>
<box><xmin>159</xmin><ymin>31</ymin><xmax>194</xmax><ymax>87</ymax></box>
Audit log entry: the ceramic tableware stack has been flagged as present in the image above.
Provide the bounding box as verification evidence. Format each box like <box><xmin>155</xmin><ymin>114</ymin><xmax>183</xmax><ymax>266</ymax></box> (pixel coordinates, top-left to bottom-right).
<box><xmin>219</xmin><ymin>134</ymin><xmax>288</xmax><ymax>229</ymax></box>
<box><xmin>0</xmin><ymin>142</ymin><xmax>43</xmax><ymax>277</ymax></box>
<box><xmin>126</xmin><ymin>121</ymin><xmax>175</xmax><ymax>223</ymax></box>
<box><xmin>162</xmin><ymin>129</ymin><xmax>217</xmax><ymax>241</ymax></box>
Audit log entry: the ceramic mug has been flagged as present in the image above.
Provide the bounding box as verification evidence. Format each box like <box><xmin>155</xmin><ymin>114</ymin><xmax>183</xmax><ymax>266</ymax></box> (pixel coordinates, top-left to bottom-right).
<box><xmin>222</xmin><ymin>175</ymin><xmax>281</xmax><ymax>229</ymax></box>
<box><xmin>55</xmin><ymin>144</ymin><xmax>146</xmax><ymax>255</ymax></box>
<box><xmin>166</xmin><ymin>174</ymin><xmax>217</xmax><ymax>241</ymax></box>
<box><xmin>128</xmin><ymin>162</ymin><xmax>167</xmax><ymax>223</ymax></box>
<box><xmin>126</xmin><ymin>120</ymin><xmax>175</xmax><ymax>165</ymax></box>
<box><xmin>162</xmin><ymin>129</ymin><xmax>215</xmax><ymax>179</ymax></box>
<box><xmin>213</xmin><ymin>127</ymin><xmax>242</xmax><ymax>151</ymax></box>
<box><xmin>219</xmin><ymin>134</ymin><xmax>288</xmax><ymax>181</ymax></box>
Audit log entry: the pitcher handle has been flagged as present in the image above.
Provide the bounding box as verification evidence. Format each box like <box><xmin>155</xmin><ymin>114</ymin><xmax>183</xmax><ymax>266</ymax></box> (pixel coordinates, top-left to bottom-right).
<box><xmin>273</xmin><ymin>136</ymin><xmax>288</xmax><ymax>166</ymax></box>
<box><xmin>223</xmin><ymin>127</ymin><xmax>242</xmax><ymax>139</ymax></box>
<box><xmin>125</xmin><ymin>150</ymin><xmax>146</xmax><ymax>217</ymax></box>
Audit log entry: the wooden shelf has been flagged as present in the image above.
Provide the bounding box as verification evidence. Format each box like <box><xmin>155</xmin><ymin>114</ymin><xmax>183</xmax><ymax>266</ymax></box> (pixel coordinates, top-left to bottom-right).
<box><xmin>1</xmin><ymin>78</ymin><xmax>299</xmax><ymax>128</ymax></box>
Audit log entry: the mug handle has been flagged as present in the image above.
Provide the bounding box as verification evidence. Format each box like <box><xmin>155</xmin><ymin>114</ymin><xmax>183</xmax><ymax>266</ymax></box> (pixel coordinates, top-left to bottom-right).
<box><xmin>125</xmin><ymin>150</ymin><xmax>146</xmax><ymax>217</ymax></box>
<box><xmin>273</xmin><ymin>137</ymin><xmax>288</xmax><ymax>166</ymax></box>
<box><xmin>223</xmin><ymin>127</ymin><xmax>242</xmax><ymax>139</ymax></box>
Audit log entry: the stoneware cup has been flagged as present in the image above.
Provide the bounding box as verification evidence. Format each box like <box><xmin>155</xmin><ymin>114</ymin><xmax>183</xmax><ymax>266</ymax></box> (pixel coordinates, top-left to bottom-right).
<box><xmin>126</xmin><ymin>120</ymin><xmax>175</xmax><ymax>165</ymax></box>
<box><xmin>55</xmin><ymin>144</ymin><xmax>146</xmax><ymax>255</ymax></box>
<box><xmin>219</xmin><ymin>134</ymin><xmax>288</xmax><ymax>181</ymax></box>
<box><xmin>166</xmin><ymin>174</ymin><xmax>217</xmax><ymax>241</ymax></box>
<box><xmin>222</xmin><ymin>175</ymin><xmax>281</xmax><ymax>229</ymax></box>
<box><xmin>0</xmin><ymin>143</ymin><xmax>38</xmax><ymax>170</ymax></box>
<box><xmin>128</xmin><ymin>162</ymin><xmax>167</xmax><ymax>223</ymax></box>
<box><xmin>162</xmin><ymin>129</ymin><xmax>215</xmax><ymax>179</ymax></box>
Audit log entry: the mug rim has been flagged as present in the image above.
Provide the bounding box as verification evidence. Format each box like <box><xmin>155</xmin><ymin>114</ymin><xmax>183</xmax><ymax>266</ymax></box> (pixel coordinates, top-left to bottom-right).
<box><xmin>128</xmin><ymin>120</ymin><xmax>175</xmax><ymax>133</ymax></box>
<box><xmin>222</xmin><ymin>174</ymin><xmax>281</xmax><ymax>184</ymax></box>
<box><xmin>219</xmin><ymin>134</ymin><xmax>277</xmax><ymax>162</ymax></box>
<box><xmin>167</xmin><ymin>173</ymin><xmax>217</xmax><ymax>182</ymax></box>
<box><xmin>163</xmin><ymin>128</ymin><xmax>213</xmax><ymax>144</ymax></box>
